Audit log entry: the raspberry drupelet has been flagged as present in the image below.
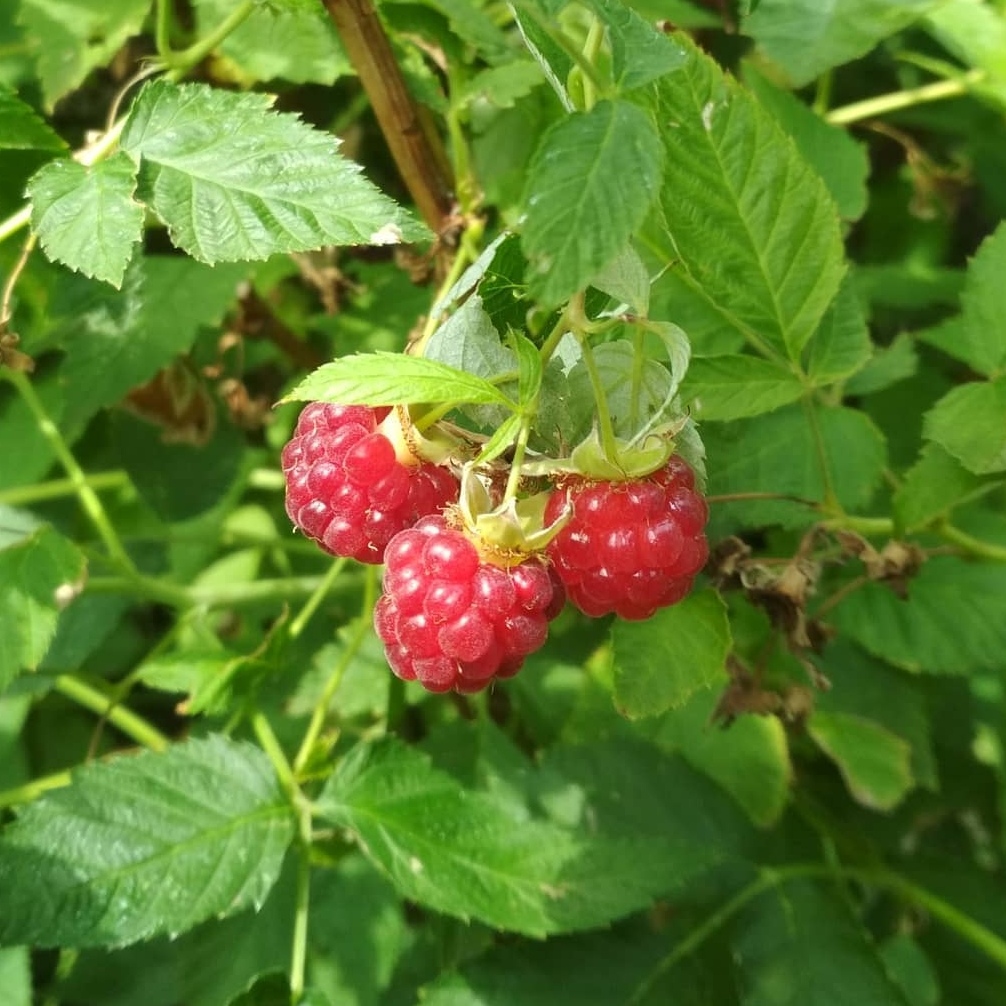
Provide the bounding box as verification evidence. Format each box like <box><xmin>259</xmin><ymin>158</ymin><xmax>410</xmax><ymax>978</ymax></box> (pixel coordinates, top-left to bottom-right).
<box><xmin>544</xmin><ymin>455</ymin><xmax>708</xmax><ymax>620</ymax></box>
<box><xmin>374</xmin><ymin>514</ymin><xmax>565</xmax><ymax>693</ymax></box>
<box><xmin>282</xmin><ymin>402</ymin><xmax>458</xmax><ymax>564</ymax></box>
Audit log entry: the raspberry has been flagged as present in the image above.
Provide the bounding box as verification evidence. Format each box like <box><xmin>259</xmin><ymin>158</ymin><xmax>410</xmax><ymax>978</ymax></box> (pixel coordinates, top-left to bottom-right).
<box><xmin>373</xmin><ymin>515</ymin><xmax>564</xmax><ymax>693</ymax></box>
<box><xmin>282</xmin><ymin>402</ymin><xmax>458</xmax><ymax>564</ymax></box>
<box><xmin>544</xmin><ymin>455</ymin><xmax>708</xmax><ymax>620</ymax></box>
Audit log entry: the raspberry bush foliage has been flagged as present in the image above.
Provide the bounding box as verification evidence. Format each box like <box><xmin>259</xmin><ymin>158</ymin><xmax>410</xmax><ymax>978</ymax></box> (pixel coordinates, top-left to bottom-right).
<box><xmin>2</xmin><ymin>0</ymin><xmax>1006</xmax><ymax>1002</ymax></box>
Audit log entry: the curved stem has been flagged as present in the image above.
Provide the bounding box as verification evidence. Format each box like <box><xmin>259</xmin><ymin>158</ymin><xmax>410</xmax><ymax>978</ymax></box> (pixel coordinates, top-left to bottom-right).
<box><xmin>53</xmin><ymin>675</ymin><xmax>170</xmax><ymax>751</ymax></box>
<box><xmin>289</xmin><ymin>558</ymin><xmax>348</xmax><ymax>641</ymax></box>
<box><xmin>293</xmin><ymin>565</ymin><xmax>377</xmax><ymax>775</ymax></box>
<box><xmin>2</xmin><ymin>370</ymin><xmax>136</xmax><ymax>574</ymax></box>
<box><xmin>0</xmin><ymin>768</ymin><xmax>73</xmax><ymax>809</ymax></box>
<box><xmin>939</xmin><ymin>522</ymin><xmax>1006</xmax><ymax>563</ymax></box>
<box><xmin>577</xmin><ymin>332</ymin><xmax>619</xmax><ymax>464</ymax></box>
<box><xmin>169</xmin><ymin>0</ymin><xmax>256</xmax><ymax>70</ymax></box>
<box><xmin>827</xmin><ymin>70</ymin><xmax>985</xmax><ymax>126</ymax></box>
<box><xmin>630</xmin><ymin>861</ymin><xmax>1006</xmax><ymax>1003</ymax></box>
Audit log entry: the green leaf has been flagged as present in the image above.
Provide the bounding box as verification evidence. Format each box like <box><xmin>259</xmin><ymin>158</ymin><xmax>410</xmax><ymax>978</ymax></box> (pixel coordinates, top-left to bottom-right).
<box><xmin>0</xmin><ymin>736</ymin><xmax>295</xmax><ymax>948</ymax></box>
<box><xmin>743</xmin><ymin>0</ymin><xmax>942</xmax><ymax>88</ymax></box>
<box><xmin>283</xmin><ymin>351</ymin><xmax>513</xmax><ymax>408</ymax></box>
<box><xmin>925</xmin><ymin>0</ymin><xmax>1006</xmax><ymax>111</ymax></box>
<box><xmin>511</xmin><ymin>330</ymin><xmax>543</xmax><ymax>406</ymax></box>
<box><xmin>681</xmin><ymin>355</ymin><xmax>805</xmax><ymax>421</ymax></box>
<box><xmin>879</xmin><ymin>935</ymin><xmax>941</xmax><ymax>1006</ymax></box>
<box><xmin>818</xmin><ymin>639</ymin><xmax>938</xmax><ymax>791</ymax></box>
<box><xmin>831</xmin><ymin>556</ymin><xmax>1006</xmax><ymax>675</ymax></box>
<box><xmin>648</xmin><ymin>37</ymin><xmax>846</xmax><ymax>361</ymax></box>
<box><xmin>805</xmin><ymin>278</ymin><xmax>873</xmax><ymax>386</ymax></box>
<box><xmin>844</xmin><ymin>333</ymin><xmax>918</xmax><ymax>396</ymax></box>
<box><xmin>953</xmin><ymin>222</ymin><xmax>1006</xmax><ymax>377</ymax></box>
<box><xmin>120</xmin><ymin>80</ymin><xmax>427</xmax><ymax>264</ymax></box>
<box><xmin>744</xmin><ymin>66</ymin><xmax>869</xmax><ymax>221</ymax></box>
<box><xmin>194</xmin><ymin>0</ymin><xmax>351</xmax><ymax>85</ymax></box>
<box><xmin>703</xmin><ymin>404</ymin><xmax>887</xmax><ymax>532</ymax></box>
<box><xmin>585</xmin><ymin>0</ymin><xmax>687</xmax><ymax>90</ymax></box>
<box><xmin>27</xmin><ymin>153</ymin><xmax>144</xmax><ymax>288</ymax></box>
<box><xmin>731</xmin><ymin>880</ymin><xmax>909</xmax><ymax>1006</ymax></box>
<box><xmin>53</xmin><ymin>258</ymin><xmax>247</xmax><ymax>432</ymax></box>
<box><xmin>511</xmin><ymin>5</ymin><xmax>575</xmax><ymax>111</ymax></box>
<box><xmin>808</xmin><ymin>711</ymin><xmax>914</xmax><ymax>810</ymax></box>
<box><xmin>0</xmin><ymin>526</ymin><xmax>85</xmax><ymax>692</ymax></box>
<box><xmin>590</xmin><ymin>244</ymin><xmax>650</xmax><ymax>315</ymax></box>
<box><xmin>521</xmin><ymin>100</ymin><xmax>664</xmax><ymax>306</ymax></box>
<box><xmin>316</xmin><ymin>737</ymin><xmax>723</xmax><ymax>936</ymax></box>
<box><xmin>457</xmin><ymin>61</ymin><xmax>544</xmax><ymax>110</ymax></box>
<box><xmin>648</xmin><ymin>685</ymin><xmax>792</xmax><ymax>826</ymax></box>
<box><xmin>611</xmin><ymin>589</ymin><xmax>732</xmax><ymax>718</ymax></box>
<box><xmin>0</xmin><ymin>948</ymin><xmax>29</xmax><ymax>1006</ymax></box>
<box><xmin>0</xmin><ymin>86</ymin><xmax>66</xmax><ymax>150</ymax></box>
<box><xmin>17</xmin><ymin>0</ymin><xmax>151</xmax><ymax>109</ymax></box>
<box><xmin>923</xmin><ymin>376</ymin><xmax>1006</xmax><ymax>475</ymax></box>
<box><xmin>894</xmin><ymin>442</ymin><xmax>997</xmax><ymax>532</ymax></box>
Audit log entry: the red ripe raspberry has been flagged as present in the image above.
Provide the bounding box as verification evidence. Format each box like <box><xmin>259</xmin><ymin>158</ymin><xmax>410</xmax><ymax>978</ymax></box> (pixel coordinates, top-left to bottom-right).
<box><xmin>544</xmin><ymin>455</ymin><xmax>709</xmax><ymax>621</ymax></box>
<box><xmin>282</xmin><ymin>402</ymin><xmax>458</xmax><ymax>564</ymax></box>
<box><xmin>373</xmin><ymin>515</ymin><xmax>565</xmax><ymax>693</ymax></box>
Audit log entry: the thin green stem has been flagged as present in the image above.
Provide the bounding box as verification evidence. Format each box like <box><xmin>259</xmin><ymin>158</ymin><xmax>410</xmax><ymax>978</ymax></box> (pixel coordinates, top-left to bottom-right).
<box><xmin>818</xmin><ymin>515</ymin><xmax>894</xmax><ymax>537</ymax></box>
<box><xmin>630</xmin><ymin>861</ymin><xmax>1006</xmax><ymax>1003</ymax></box>
<box><xmin>290</xmin><ymin>809</ymin><xmax>312</xmax><ymax>1004</ymax></box>
<box><xmin>169</xmin><ymin>0</ymin><xmax>256</xmax><ymax>71</ymax></box>
<box><xmin>293</xmin><ymin>566</ymin><xmax>377</xmax><ymax>775</ymax></box>
<box><xmin>502</xmin><ymin>410</ymin><xmax>535</xmax><ymax>504</ymax></box>
<box><xmin>154</xmin><ymin>0</ymin><xmax>173</xmax><ymax>61</ymax></box>
<box><xmin>577</xmin><ymin>332</ymin><xmax>619</xmax><ymax>464</ymax></box>
<box><xmin>53</xmin><ymin>675</ymin><xmax>170</xmax><ymax>751</ymax></box>
<box><xmin>85</xmin><ymin>574</ymin><xmax>194</xmax><ymax>609</ymax></box>
<box><xmin>939</xmin><ymin>522</ymin><xmax>1006</xmax><ymax>563</ymax></box>
<box><xmin>252</xmin><ymin>710</ymin><xmax>298</xmax><ymax>796</ymax></box>
<box><xmin>826</xmin><ymin>70</ymin><xmax>985</xmax><ymax>125</ymax></box>
<box><xmin>803</xmin><ymin>395</ymin><xmax>838</xmax><ymax>512</ymax></box>
<box><xmin>289</xmin><ymin>558</ymin><xmax>348</xmax><ymax>640</ymax></box>
<box><xmin>0</xmin><ymin>769</ymin><xmax>72</xmax><ymax>809</ymax></box>
<box><xmin>579</xmin><ymin>17</ymin><xmax>606</xmax><ymax>111</ymax></box>
<box><xmin>2</xmin><ymin>370</ymin><xmax>135</xmax><ymax>572</ymax></box>
<box><xmin>0</xmin><ymin>470</ymin><xmax>130</xmax><ymax>507</ymax></box>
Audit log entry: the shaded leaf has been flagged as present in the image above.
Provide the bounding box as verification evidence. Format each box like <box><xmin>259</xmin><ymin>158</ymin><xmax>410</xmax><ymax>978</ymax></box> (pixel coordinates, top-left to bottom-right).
<box><xmin>0</xmin><ymin>86</ymin><xmax>66</xmax><ymax>150</ymax></box>
<box><xmin>923</xmin><ymin>376</ymin><xmax>1006</xmax><ymax>475</ymax></box>
<box><xmin>120</xmin><ymin>80</ymin><xmax>426</xmax><ymax>264</ymax></box>
<box><xmin>682</xmin><ymin>355</ymin><xmax>805</xmax><ymax>421</ymax></box>
<box><xmin>805</xmin><ymin>277</ymin><xmax>873</xmax><ymax>386</ymax></box>
<box><xmin>0</xmin><ymin>526</ymin><xmax>85</xmax><ymax>692</ymax></box>
<box><xmin>808</xmin><ymin>711</ymin><xmax>914</xmax><ymax>810</ymax></box>
<box><xmin>0</xmin><ymin>736</ymin><xmax>296</xmax><ymax>947</ymax></box>
<box><xmin>612</xmin><ymin>589</ymin><xmax>732</xmax><ymax>718</ymax></box>
<box><xmin>845</xmin><ymin>333</ymin><xmax>918</xmax><ymax>396</ymax></box>
<box><xmin>27</xmin><ymin>153</ymin><xmax>143</xmax><ymax>288</ymax></box>
<box><xmin>522</xmin><ymin>100</ymin><xmax>664</xmax><ymax>305</ymax></box>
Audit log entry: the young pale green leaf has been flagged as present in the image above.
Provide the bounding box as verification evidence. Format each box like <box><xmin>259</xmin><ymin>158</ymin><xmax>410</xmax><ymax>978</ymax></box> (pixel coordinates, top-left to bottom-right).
<box><xmin>316</xmin><ymin>738</ymin><xmax>723</xmax><ymax>936</ymax></box>
<box><xmin>923</xmin><ymin>377</ymin><xmax>1006</xmax><ymax>475</ymax></box>
<box><xmin>120</xmin><ymin>80</ymin><xmax>427</xmax><ymax>264</ymax></box>
<box><xmin>894</xmin><ymin>443</ymin><xmax>999</xmax><ymax>532</ymax></box>
<box><xmin>804</xmin><ymin>279</ymin><xmax>873</xmax><ymax>387</ymax></box>
<box><xmin>703</xmin><ymin>404</ymin><xmax>887</xmax><ymax>533</ymax></box>
<box><xmin>521</xmin><ymin>100</ymin><xmax>664</xmax><ymax>306</ymax></box>
<box><xmin>954</xmin><ymin>222</ymin><xmax>1006</xmax><ymax>377</ymax></box>
<box><xmin>590</xmin><ymin>244</ymin><xmax>650</xmax><ymax>316</ymax></box>
<box><xmin>648</xmin><ymin>685</ymin><xmax>792</xmax><ymax>826</ymax></box>
<box><xmin>194</xmin><ymin>0</ymin><xmax>351</xmax><ymax>85</ymax></box>
<box><xmin>818</xmin><ymin>640</ymin><xmax>938</xmax><ymax>791</ymax></box>
<box><xmin>0</xmin><ymin>735</ymin><xmax>295</xmax><ymax>947</ymax></box>
<box><xmin>844</xmin><ymin>333</ymin><xmax>917</xmax><ymax>396</ymax></box>
<box><xmin>510</xmin><ymin>330</ymin><xmax>543</xmax><ymax>405</ymax></box>
<box><xmin>52</xmin><ymin>258</ymin><xmax>247</xmax><ymax>432</ymax></box>
<box><xmin>611</xmin><ymin>589</ymin><xmax>732</xmax><ymax>719</ymax></box>
<box><xmin>744</xmin><ymin>67</ymin><xmax>869</xmax><ymax>221</ymax></box>
<box><xmin>0</xmin><ymin>86</ymin><xmax>66</xmax><ymax>150</ymax></box>
<box><xmin>17</xmin><ymin>0</ymin><xmax>150</xmax><ymax>109</ymax></box>
<box><xmin>0</xmin><ymin>526</ymin><xmax>85</xmax><ymax>692</ymax></box>
<box><xmin>283</xmin><ymin>351</ymin><xmax>513</xmax><ymax>409</ymax></box>
<box><xmin>731</xmin><ymin>880</ymin><xmax>910</xmax><ymax>1006</ymax></box>
<box><xmin>585</xmin><ymin>0</ymin><xmax>687</xmax><ymax>90</ymax></box>
<box><xmin>832</xmin><ymin>557</ymin><xmax>1006</xmax><ymax>675</ymax></box>
<box><xmin>0</xmin><ymin>948</ymin><xmax>29</xmax><ymax>1006</ymax></box>
<box><xmin>27</xmin><ymin>153</ymin><xmax>144</xmax><ymax>288</ymax></box>
<box><xmin>681</xmin><ymin>355</ymin><xmax>805</xmax><ymax>421</ymax></box>
<box><xmin>648</xmin><ymin>37</ymin><xmax>846</xmax><ymax>361</ymax></box>
<box><xmin>808</xmin><ymin>711</ymin><xmax>914</xmax><ymax>811</ymax></box>
<box><xmin>743</xmin><ymin>0</ymin><xmax>942</xmax><ymax>88</ymax></box>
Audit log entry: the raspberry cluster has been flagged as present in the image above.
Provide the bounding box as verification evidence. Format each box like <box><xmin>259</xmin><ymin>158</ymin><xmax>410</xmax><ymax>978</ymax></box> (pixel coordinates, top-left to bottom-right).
<box><xmin>282</xmin><ymin>402</ymin><xmax>457</xmax><ymax>564</ymax></box>
<box><xmin>544</xmin><ymin>456</ymin><xmax>709</xmax><ymax>621</ymax></box>
<box><xmin>373</xmin><ymin>515</ymin><xmax>564</xmax><ymax>693</ymax></box>
<box><xmin>282</xmin><ymin>401</ymin><xmax>709</xmax><ymax>693</ymax></box>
